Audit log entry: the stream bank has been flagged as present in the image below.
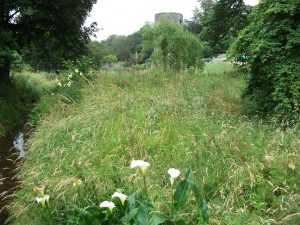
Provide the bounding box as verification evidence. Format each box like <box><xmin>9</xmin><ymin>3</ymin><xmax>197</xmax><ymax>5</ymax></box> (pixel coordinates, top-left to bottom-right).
<box><xmin>0</xmin><ymin>127</ymin><xmax>26</xmax><ymax>224</ymax></box>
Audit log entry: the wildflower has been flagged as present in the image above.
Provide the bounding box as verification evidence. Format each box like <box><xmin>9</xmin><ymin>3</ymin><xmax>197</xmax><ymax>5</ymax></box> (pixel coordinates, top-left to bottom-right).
<box><xmin>131</xmin><ymin>160</ymin><xmax>150</xmax><ymax>197</ymax></box>
<box><xmin>168</xmin><ymin>168</ymin><xmax>180</xmax><ymax>186</ymax></box>
<box><xmin>130</xmin><ymin>160</ymin><xmax>150</xmax><ymax>174</ymax></box>
<box><xmin>57</xmin><ymin>82</ymin><xmax>62</xmax><ymax>87</ymax></box>
<box><xmin>75</xmin><ymin>69</ymin><xmax>79</xmax><ymax>73</ymax></box>
<box><xmin>80</xmin><ymin>72</ymin><xmax>83</xmax><ymax>76</ymax></box>
<box><xmin>100</xmin><ymin>201</ymin><xmax>115</xmax><ymax>213</ymax></box>
<box><xmin>112</xmin><ymin>192</ymin><xmax>127</xmax><ymax>206</ymax></box>
<box><xmin>36</xmin><ymin>195</ymin><xmax>50</xmax><ymax>208</ymax></box>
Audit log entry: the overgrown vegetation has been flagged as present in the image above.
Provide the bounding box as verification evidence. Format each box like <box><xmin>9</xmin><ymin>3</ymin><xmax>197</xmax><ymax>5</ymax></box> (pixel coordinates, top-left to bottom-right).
<box><xmin>0</xmin><ymin>71</ymin><xmax>56</xmax><ymax>136</ymax></box>
<box><xmin>2</xmin><ymin>1</ymin><xmax>300</xmax><ymax>224</ymax></box>
<box><xmin>229</xmin><ymin>0</ymin><xmax>300</xmax><ymax>124</ymax></box>
<box><xmin>0</xmin><ymin>57</ymin><xmax>96</xmax><ymax>136</ymax></box>
<box><xmin>8</xmin><ymin>64</ymin><xmax>300</xmax><ymax>224</ymax></box>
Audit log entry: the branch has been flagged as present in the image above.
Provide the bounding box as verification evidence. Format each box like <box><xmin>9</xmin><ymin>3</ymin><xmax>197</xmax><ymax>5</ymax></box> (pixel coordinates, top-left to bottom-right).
<box><xmin>7</xmin><ymin>9</ymin><xmax>21</xmax><ymax>21</ymax></box>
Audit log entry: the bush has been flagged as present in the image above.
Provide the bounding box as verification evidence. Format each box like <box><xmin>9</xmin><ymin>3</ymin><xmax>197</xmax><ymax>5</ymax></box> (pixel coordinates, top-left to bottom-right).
<box><xmin>62</xmin><ymin>56</ymin><xmax>96</xmax><ymax>81</ymax></box>
<box><xmin>228</xmin><ymin>0</ymin><xmax>300</xmax><ymax>124</ymax></box>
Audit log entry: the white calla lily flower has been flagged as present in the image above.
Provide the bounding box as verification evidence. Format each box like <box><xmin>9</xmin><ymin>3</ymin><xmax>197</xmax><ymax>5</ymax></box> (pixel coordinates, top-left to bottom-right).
<box><xmin>130</xmin><ymin>160</ymin><xmax>150</xmax><ymax>174</ymax></box>
<box><xmin>168</xmin><ymin>168</ymin><xmax>180</xmax><ymax>186</ymax></box>
<box><xmin>36</xmin><ymin>194</ymin><xmax>50</xmax><ymax>208</ymax></box>
<box><xmin>100</xmin><ymin>201</ymin><xmax>115</xmax><ymax>213</ymax></box>
<box><xmin>112</xmin><ymin>192</ymin><xmax>127</xmax><ymax>206</ymax></box>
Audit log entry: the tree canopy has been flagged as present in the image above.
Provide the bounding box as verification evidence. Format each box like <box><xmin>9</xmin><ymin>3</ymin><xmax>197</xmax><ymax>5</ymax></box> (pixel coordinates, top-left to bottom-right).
<box><xmin>186</xmin><ymin>0</ymin><xmax>251</xmax><ymax>56</ymax></box>
<box><xmin>200</xmin><ymin>0</ymin><xmax>251</xmax><ymax>54</ymax></box>
<box><xmin>0</xmin><ymin>0</ymin><xmax>97</xmax><ymax>84</ymax></box>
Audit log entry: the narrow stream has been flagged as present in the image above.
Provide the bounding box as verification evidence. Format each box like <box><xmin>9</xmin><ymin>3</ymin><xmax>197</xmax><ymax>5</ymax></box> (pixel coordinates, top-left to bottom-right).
<box><xmin>0</xmin><ymin>129</ymin><xmax>25</xmax><ymax>224</ymax></box>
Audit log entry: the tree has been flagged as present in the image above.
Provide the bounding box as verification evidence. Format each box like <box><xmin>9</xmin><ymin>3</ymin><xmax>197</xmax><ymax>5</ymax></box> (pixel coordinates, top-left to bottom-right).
<box><xmin>198</xmin><ymin>0</ymin><xmax>216</xmax><ymax>13</ymax></box>
<box><xmin>142</xmin><ymin>18</ymin><xmax>203</xmax><ymax>70</ymax></box>
<box><xmin>200</xmin><ymin>0</ymin><xmax>251</xmax><ymax>54</ymax></box>
<box><xmin>228</xmin><ymin>0</ymin><xmax>300</xmax><ymax>123</ymax></box>
<box><xmin>185</xmin><ymin>0</ymin><xmax>251</xmax><ymax>56</ymax></box>
<box><xmin>185</xmin><ymin>0</ymin><xmax>216</xmax><ymax>40</ymax></box>
<box><xmin>0</xmin><ymin>0</ymin><xmax>97</xmax><ymax>84</ymax></box>
<box><xmin>98</xmin><ymin>30</ymin><xmax>143</xmax><ymax>65</ymax></box>
<box><xmin>101</xmin><ymin>54</ymin><xmax>118</xmax><ymax>66</ymax></box>
<box><xmin>124</xmin><ymin>30</ymin><xmax>143</xmax><ymax>64</ymax></box>
<box><xmin>88</xmin><ymin>41</ymin><xmax>112</xmax><ymax>68</ymax></box>
<box><xmin>103</xmin><ymin>35</ymin><xmax>130</xmax><ymax>61</ymax></box>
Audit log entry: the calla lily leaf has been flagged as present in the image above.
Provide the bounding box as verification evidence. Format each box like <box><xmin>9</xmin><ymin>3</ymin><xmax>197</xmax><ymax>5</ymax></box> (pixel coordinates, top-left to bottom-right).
<box><xmin>149</xmin><ymin>212</ymin><xmax>171</xmax><ymax>225</ymax></box>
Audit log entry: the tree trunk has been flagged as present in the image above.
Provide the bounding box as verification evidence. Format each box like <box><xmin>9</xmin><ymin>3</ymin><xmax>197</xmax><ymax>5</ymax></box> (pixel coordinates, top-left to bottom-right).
<box><xmin>0</xmin><ymin>56</ymin><xmax>11</xmax><ymax>86</ymax></box>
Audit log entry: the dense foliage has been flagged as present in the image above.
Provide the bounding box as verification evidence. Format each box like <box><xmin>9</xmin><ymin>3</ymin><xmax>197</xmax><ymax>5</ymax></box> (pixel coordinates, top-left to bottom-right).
<box><xmin>0</xmin><ymin>0</ymin><xmax>97</xmax><ymax>83</ymax></box>
<box><xmin>87</xmin><ymin>30</ymin><xmax>143</xmax><ymax>68</ymax></box>
<box><xmin>88</xmin><ymin>41</ymin><xmax>112</xmax><ymax>68</ymax></box>
<box><xmin>142</xmin><ymin>18</ymin><xmax>203</xmax><ymax>70</ymax></box>
<box><xmin>229</xmin><ymin>0</ymin><xmax>300</xmax><ymax>123</ymax></box>
<box><xmin>186</xmin><ymin>0</ymin><xmax>251</xmax><ymax>56</ymax></box>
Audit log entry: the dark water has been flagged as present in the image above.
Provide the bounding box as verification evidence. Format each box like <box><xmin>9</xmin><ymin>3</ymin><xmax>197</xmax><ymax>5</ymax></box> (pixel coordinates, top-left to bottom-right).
<box><xmin>0</xmin><ymin>130</ymin><xmax>25</xmax><ymax>224</ymax></box>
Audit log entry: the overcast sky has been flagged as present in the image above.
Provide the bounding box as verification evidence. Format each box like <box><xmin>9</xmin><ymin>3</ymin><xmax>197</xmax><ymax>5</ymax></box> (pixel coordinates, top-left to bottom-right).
<box><xmin>85</xmin><ymin>0</ymin><xmax>259</xmax><ymax>41</ymax></box>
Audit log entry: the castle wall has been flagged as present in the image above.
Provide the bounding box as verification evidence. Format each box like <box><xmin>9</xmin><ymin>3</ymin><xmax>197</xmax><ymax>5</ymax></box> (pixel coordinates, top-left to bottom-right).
<box><xmin>155</xmin><ymin>12</ymin><xmax>183</xmax><ymax>24</ymax></box>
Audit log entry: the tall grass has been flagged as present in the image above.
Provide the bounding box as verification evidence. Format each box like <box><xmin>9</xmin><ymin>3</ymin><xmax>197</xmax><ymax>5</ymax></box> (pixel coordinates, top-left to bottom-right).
<box><xmin>9</xmin><ymin>65</ymin><xmax>300</xmax><ymax>224</ymax></box>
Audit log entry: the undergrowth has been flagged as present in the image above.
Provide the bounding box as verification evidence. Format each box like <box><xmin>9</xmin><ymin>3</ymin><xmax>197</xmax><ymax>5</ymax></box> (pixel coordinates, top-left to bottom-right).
<box><xmin>8</xmin><ymin>64</ymin><xmax>300</xmax><ymax>224</ymax></box>
<box><xmin>0</xmin><ymin>71</ymin><xmax>57</xmax><ymax>136</ymax></box>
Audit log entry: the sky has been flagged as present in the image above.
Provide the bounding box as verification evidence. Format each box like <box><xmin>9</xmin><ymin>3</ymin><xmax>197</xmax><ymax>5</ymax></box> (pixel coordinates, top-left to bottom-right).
<box><xmin>85</xmin><ymin>0</ymin><xmax>259</xmax><ymax>41</ymax></box>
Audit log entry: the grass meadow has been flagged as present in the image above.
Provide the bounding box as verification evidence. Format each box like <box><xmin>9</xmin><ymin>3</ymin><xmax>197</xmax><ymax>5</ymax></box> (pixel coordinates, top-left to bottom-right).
<box><xmin>9</xmin><ymin>63</ymin><xmax>300</xmax><ymax>224</ymax></box>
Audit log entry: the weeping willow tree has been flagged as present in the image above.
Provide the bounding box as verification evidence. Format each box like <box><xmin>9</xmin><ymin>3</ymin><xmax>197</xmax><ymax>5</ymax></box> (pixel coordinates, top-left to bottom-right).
<box><xmin>141</xmin><ymin>17</ymin><xmax>203</xmax><ymax>70</ymax></box>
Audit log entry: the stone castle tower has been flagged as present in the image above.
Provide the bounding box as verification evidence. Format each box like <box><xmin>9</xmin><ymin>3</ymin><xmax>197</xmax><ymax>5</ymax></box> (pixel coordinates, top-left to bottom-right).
<box><xmin>155</xmin><ymin>12</ymin><xmax>183</xmax><ymax>24</ymax></box>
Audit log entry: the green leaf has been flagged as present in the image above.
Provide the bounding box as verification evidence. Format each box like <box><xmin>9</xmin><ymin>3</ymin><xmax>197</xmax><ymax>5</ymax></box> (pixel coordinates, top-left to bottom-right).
<box><xmin>185</xmin><ymin>168</ymin><xmax>193</xmax><ymax>180</ymax></box>
<box><xmin>122</xmin><ymin>208</ymin><xmax>138</xmax><ymax>223</ymax></box>
<box><xmin>173</xmin><ymin>169</ymin><xmax>193</xmax><ymax>210</ymax></box>
<box><xmin>187</xmin><ymin>178</ymin><xmax>209</xmax><ymax>223</ymax></box>
<box><xmin>173</xmin><ymin>179</ymin><xmax>189</xmax><ymax>209</ymax></box>
<box><xmin>74</xmin><ymin>205</ymin><xmax>90</xmax><ymax>217</ymax></box>
<box><xmin>89</xmin><ymin>218</ymin><xmax>100</xmax><ymax>225</ymax></box>
<box><xmin>150</xmin><ymin>212</ymin><xmax>171</xmax><ymax>225</ymax></box>
<box><xmin>127</xmin><ymin>193</ymin><xmax>136</xmax><ymax>211</ymax></box>
<box><xmin>137</xmin><ymin>204</ymin><xmax>149</xmax><ymax>225</ymax></box>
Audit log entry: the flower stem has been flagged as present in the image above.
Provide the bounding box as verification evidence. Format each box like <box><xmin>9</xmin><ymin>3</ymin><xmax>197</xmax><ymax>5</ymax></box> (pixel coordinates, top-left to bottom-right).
<box><xmin>171</xmin><ymin>184</ymin><xmax>174</xmax><ymax>216</ymax></box>
<box><xmin>142</xmin><ymin>174</ymin><xmax>148</xmax><ymax>199</ymax></box>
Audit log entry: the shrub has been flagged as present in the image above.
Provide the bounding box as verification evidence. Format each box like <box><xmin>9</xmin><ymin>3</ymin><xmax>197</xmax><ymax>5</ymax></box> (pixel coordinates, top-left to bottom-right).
<box><xmin>63</xmin><ymin>56</ymin><xmax>96</xmax><ymax>82</ymax></box>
